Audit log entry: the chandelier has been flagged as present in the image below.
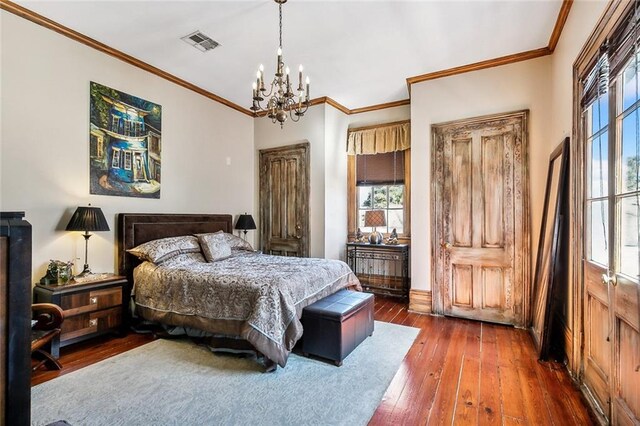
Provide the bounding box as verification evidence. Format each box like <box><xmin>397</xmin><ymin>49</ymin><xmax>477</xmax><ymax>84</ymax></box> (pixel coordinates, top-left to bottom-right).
<box><xmin>250</xmin><ymin>0</ymin><xmax>310</xmax><ymax>127</ymax></box>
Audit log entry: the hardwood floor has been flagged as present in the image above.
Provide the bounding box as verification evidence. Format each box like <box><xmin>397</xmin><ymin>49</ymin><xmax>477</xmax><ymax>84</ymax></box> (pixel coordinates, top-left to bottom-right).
<box><xmin>32</xmin><ymin>297</ymin><xmax>595</xmax><ymax>425</ymax></box>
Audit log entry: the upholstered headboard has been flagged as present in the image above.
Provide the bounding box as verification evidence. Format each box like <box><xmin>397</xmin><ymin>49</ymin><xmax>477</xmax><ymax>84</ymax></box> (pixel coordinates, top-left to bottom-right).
<box><xmin>117</xmin><ymin>213</ymin><xmax>233</xmax><ymax>283</ymax></box>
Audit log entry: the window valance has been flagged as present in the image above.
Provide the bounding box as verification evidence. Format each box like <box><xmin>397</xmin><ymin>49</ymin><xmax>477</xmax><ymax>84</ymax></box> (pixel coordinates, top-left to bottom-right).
<box><xmin>347</xmin><ymin>120</ymin><xmax>410</xmax><ymax>155</ymax></box>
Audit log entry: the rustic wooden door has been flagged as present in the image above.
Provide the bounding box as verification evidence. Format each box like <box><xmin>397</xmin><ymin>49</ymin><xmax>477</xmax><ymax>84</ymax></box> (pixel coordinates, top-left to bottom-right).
<box><xmin>581</xmin><ymin>67</ymin><xmax>639</xmax><ymax>424</ymax></box>
<box><xmin>433</xmin><ymin>111</ymin><xmax>530</xmax><ymax>327</ymax></box>
<box><xmin>259</xmin><ymin>142</ymin><xmax>310</xmax><ymax>257</ymax></box>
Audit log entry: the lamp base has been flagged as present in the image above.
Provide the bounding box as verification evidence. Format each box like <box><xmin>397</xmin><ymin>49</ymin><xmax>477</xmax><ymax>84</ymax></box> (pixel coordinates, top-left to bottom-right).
<box><xmin>368</xmin><ymin>231</ymin><xmax>383</xmax><ymax>244</ymax></box>
<box><xmin>74</xmin><ymin>264</ymin><xmax>92</xmax><ymax>278</ymax></box>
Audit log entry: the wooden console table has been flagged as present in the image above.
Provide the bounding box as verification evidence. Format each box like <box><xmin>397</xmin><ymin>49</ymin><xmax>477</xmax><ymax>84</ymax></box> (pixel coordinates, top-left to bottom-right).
<box><xmin>346</xmin><ymin>243</ymin><xmax>409</xmax><ymax>300</ymax></box>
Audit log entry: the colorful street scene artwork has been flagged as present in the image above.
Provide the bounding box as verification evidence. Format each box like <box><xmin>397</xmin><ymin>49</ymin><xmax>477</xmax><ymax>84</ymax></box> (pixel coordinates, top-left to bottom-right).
<box><xmin>89</xmin><ymin>82</ymin><xmax>161</xmax><ymax>198</ymax></box>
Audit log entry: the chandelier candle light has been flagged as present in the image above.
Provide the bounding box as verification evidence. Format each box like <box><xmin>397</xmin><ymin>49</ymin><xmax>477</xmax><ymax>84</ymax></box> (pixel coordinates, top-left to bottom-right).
<box><xmin>250</xmin><ymin>0</ymin><xmax>310</xmax><ymax>127</ymax></box>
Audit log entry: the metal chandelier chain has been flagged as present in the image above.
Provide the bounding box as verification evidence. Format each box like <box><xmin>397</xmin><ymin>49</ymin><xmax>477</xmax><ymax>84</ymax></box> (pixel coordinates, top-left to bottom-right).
<box><xmin>279</xmin><ymin>3</ymin><xmax>283</xmax><ymax>49</ymax></box>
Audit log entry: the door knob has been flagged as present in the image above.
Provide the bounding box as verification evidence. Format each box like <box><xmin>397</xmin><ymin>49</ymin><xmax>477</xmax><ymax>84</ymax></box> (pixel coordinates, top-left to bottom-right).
<box><xmin>441</xmin><ymin>241</ymin><xmax>452</xmax><ymax>250</ymax></box>
<box><xmin>601</xmin><ymin>273</ymin><xmax>617</xmax><ymax>287</ymax></box>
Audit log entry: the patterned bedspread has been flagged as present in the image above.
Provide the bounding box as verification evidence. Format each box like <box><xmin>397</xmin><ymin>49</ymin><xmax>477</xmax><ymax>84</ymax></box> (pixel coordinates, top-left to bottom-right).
<box><xmin>133</xmin><ymin>250</ymin><xmax>361</xmax><ymax>367</ymax></box>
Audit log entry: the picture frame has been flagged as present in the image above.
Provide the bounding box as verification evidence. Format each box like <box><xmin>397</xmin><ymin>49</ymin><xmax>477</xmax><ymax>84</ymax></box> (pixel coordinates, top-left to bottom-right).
<box><xmin>530</xmin><ymin>137</ymin><xmax>570</xmax><ymax>360</ymax></box>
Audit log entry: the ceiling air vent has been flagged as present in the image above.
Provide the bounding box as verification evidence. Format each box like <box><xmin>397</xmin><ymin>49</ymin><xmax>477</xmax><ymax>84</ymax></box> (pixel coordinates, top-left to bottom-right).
<box><xmin>181</xmin><ymin>31</ymin><xmax>220</xmax><ymax>52</ymax></box>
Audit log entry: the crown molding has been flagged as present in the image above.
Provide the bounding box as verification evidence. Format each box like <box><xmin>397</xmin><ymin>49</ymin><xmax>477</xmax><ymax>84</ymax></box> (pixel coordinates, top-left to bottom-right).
<box><xmin>406</xmin><ymin>47</ymin><xmax>551</xmax><ymax>86</ymax></box>
<box><xmin>0</xmin><ymin>0</ymin><xmax>253</xmax><ymax>117</ymax></box>
<box><xmin>548</xmin><ymin>0</ymin><xmax>574</xmax><ymax>52</ymax></box>
<box><xmin>350</xmin><ymin>99</ymin><xmax>411</xmax><ymax>115</ymax></box>
<box><xmin>406</xmin><ymin>0</ymin><xmax>573</xmax><ymax>88</ymax></box>
<box><xmin>2</xmin><ymin>0</ymin><xmax>573</xmax><ymax>117</ymax></box>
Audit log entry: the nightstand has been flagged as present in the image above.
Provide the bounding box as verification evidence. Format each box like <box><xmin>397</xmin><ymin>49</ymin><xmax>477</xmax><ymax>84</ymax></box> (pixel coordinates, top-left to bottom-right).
<box><xmin>346</xmin><ymin>243</ymin><xmax>410</xmax><ymax>300</ymax></box>
<box><xmin>33</xmin><ymin>274</ymin><xmax>127</xmax><ymax>357</ymax></box>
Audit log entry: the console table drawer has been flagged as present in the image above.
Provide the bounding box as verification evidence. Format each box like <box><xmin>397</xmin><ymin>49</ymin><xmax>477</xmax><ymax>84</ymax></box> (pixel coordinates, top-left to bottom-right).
<box><xmin>60</xmin><ymin>306</ymin><xmax>122</xmax><ymax>342</ymax></box>
<box><xmin>60</xmin><ymin>287</ymin><xmax>122</xmax><ymax>316</ymax></box>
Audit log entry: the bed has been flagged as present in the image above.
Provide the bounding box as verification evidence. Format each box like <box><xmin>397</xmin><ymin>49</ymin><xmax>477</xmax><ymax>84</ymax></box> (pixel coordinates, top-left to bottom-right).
<box><xmin>117</xmin><ymin>213</ymin><xmax>361</xmax><ymax>370</ymax></box>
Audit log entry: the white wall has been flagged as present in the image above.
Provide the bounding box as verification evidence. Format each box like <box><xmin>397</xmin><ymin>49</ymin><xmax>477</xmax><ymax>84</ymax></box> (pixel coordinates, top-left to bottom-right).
<box><xmin>410</xmin><ymin>56</ymin><xmax>552</xmax><ymax>291</ymax></box>
<box><xmin>254</xmin><ymin>105</ymin><xmax>326</xmax><ymax>258</ymax></box>
<box><xmin>347</xmin><ymin>105</ymin><xmax>411</xmax><ymax>129</ymax></box>
<box><xmin>324</xmin><ymin>106</ymin><xmax>350</xmax><ymax>261</ymax></box>
<box><xmin>550</xmin><ymin>0</ymin><xmax>608</xmax><ymax>142</ymax></box>
<box><xmin>0</xmin><ymin>12</ymin><xmax>255</xmax><ymax>280</ymax></box>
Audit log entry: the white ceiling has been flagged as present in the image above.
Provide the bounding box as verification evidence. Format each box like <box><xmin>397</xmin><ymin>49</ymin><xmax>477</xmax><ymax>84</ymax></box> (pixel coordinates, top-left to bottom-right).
<box><xmin>18</xmin><ymin>0</ymin><xmax>562</xmax><ymax>110</ymax></box>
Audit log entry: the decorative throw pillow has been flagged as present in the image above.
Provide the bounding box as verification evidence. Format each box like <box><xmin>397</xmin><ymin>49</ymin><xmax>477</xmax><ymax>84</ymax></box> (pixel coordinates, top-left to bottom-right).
<box><xmin>222</xmin><ymin>232</ymin><xmax>254</xmax><ymax>251</ymax></box>
<box><xmin>197</xmin><ymin>232</ymin><xmax>232</xmax><ymax>262</ymax></box>
<box><xmin>127</xmin><ymin>235</ymin><xmax>201</xmax><ymax>264</ymax></box>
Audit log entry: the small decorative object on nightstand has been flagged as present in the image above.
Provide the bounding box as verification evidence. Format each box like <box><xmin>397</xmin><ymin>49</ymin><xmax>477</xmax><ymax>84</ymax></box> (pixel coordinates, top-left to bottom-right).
<box><xmin>65</xmin><ymin>205</ymin><xmax>110</xmax><ymax>277</ymax></box>
<box><xmin>386</xmin><ymin>228</ymin><xmax>399</xmax><ymax>245</ymax></box>
<box><xmin>235</xmin><ymin>213</ymin><xmax>257</xmax><ymax>240</ymax></box>
<box><xmin>33</xmin><ymin>274</ymin><xmax>127</xmax><ymax>357</ymax></box>
<box><xmin>364</xmin><ymin>210</ymin><xmax>386</xmax><ymax>244</ymax></box>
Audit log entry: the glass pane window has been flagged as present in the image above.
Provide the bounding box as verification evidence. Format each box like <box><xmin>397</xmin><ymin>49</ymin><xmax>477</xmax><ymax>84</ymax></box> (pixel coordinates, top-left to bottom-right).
<box><xmin>622</xmin><ymin>52</ymin><xmax>640</xmax><ymax>112</ymax></box>
<box><xmin>588</xmin><ymin>131</ymin><xmax>609</xmax><ymax>198</ymax></box>
<box><xmin>618</xmin><ymin>195</ymin><xmax>639</xmax><ymax>278</ymax></box>
<box><xmin>358</xmin><ymin>186</ymin><xmax>373</xmax><ymax>209</ymax></box>
<box><xmin>588</xmin><ymin>94</ymin><xmax>609</xmax><ymax>137</ymax></box>
<box><xmin>588</xmin><ymin>200</ymin><xmax>609</xmax><ymax>266</ymax></box>
<box><xmin>388</xmin><ymin>210</ymin><xmax>404</xmax><ymax>234</ymax></box>
<box><xmin>621</xmin><ymin>110</ymin><xmax>640</xmax><ymax>193</ymax></box>
<box><xmin>389</xmin><ymin>185</ymin><xmax>404</xmax><ymax>208</ymax></box>
<box><xmin>357</xmin><ymin>184</ymin><xmax>405</xmax><ymax>234</ymax></box>
<box><xmin>373</xmin><ymin>187</ymin><xmax>388</xmax><ymax>209</ymax></box>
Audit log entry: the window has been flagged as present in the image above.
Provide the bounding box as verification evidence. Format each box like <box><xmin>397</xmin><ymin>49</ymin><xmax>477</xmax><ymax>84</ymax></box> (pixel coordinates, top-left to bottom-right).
<box><xmin>348</xmin><ymin>149</ymin><xmax>410</xmax><ymax>240</ymax></box>
<box><xmin>111</xmin><ymin>148</ymin><xmax>121</xmax><ymax>169</ymax></box>
<box><xmin>581</xmin><ymin>16</ymin><xmax>640</xmax><ymax>278</ymax></box>
<box><xmin>357</xmin><ymin>184</ymin><xmax>404</xmax><ymax>233</ymax></box>
<box><xmin>124</xmin><ymin>150</ymin><xmax>132</xmax><ymax>170</ymax></box>
<box><xmin>356</xmin><ymin>151</ymin><xmax>405</xmax><ymax>234</ymax></box>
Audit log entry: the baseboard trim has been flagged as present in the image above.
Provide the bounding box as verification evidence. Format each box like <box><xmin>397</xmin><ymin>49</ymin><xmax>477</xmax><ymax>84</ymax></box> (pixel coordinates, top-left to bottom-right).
<box><xmin>408</xmin><ymin>289</ymin><xmax>432</xmax><ymax>315</ymax></box>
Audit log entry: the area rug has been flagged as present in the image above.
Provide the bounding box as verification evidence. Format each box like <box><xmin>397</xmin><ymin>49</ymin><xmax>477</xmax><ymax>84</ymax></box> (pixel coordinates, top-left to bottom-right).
<box><xmin>31</xmin><ymin>321</ymin><xmax>419</xmax><ymax>426</ymax></box>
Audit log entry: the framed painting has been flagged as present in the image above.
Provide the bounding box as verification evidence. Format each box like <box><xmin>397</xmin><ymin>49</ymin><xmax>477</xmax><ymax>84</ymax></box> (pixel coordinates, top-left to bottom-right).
<box><xmin>89</xmin><ymin>82</ymin><xmax>162</xmax><ymax>198</ymax></box>
<box><xmin>531</xmin><ymin>137</ymin><xmax>570</xmax><ymax>359</ymax></box>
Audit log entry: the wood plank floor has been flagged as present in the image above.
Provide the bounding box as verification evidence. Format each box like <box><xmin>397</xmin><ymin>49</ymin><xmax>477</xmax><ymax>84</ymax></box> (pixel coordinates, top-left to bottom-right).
<box><xmin>32</xmin><ymin>297</ymin><xmax>595</xmax><ymax>425</ymax></box>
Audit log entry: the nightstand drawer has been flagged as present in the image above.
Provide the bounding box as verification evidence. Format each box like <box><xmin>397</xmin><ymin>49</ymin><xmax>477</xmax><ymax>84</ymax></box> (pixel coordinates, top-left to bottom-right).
<box><xmin>60</xmin><ymin>287</ymin><xmax>122</xmax><ymax>316</ymax></box>
<box><xmin>60</xmin><ymin>306</ymin><xmax>122</xmax><ymax>342</ymax></box>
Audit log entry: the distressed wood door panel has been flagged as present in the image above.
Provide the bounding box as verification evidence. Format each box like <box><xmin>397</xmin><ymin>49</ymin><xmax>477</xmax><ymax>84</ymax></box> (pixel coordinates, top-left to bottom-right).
<box><xmin>433</xmin><ymin>110</ymin><xmax>529</xmax><ymax>327</ymax></box>
<box><xmin>259</xmin><ymin>142</ymin><xmax>310</xmax><ymax>257</ymax></box>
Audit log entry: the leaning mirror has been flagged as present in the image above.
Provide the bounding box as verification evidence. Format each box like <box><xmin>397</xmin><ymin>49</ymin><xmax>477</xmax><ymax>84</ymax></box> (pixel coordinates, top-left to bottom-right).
<box><xmin>531</xmin><ymin>137</ymin><xmax>570</xmax><ymax>360</ymax></box>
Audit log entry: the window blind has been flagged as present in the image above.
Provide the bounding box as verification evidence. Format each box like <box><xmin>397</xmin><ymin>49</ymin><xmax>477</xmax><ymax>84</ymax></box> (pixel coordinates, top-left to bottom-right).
<box><xmin>356</xmin><ymin>152</ymin><xmax>405</xmax><ymax>185</ymax></box>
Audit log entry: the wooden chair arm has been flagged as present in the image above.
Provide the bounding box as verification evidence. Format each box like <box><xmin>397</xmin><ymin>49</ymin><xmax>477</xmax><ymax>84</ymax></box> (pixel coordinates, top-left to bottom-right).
<box><xmin>32</xmin><ymin>303</ymin><xmax>64</xmax><ymax>331</ymax></box>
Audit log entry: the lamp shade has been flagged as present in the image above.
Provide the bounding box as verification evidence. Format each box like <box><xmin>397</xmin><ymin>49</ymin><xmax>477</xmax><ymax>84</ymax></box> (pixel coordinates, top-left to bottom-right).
<box><xmin>364</xmin><ymin>210</ymin><xmax>386</xmax><ymax>228</ymax></box>
<box><xmin>65</xmin><ymin>206</ymin><xmax>110</xmax><ymax>232</ymax></box>
<box><xmin>235</xmin><ymin>213</ymin><xmax>256</xmax><ymax>231</ymax></box>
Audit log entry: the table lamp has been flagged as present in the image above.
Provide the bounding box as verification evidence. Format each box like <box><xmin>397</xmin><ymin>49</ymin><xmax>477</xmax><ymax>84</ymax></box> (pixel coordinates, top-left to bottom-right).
<box><xmin>66</xmin><ymin>205</ymin><xmax>110</xmax><ymax>277</ymax></box>
<box><xmin>364</xmin><ymin>210</ymin><xmax>386</xmax><ymax>244</ymax></box>
<box><xmin>235</xmin><ymin>213</ymin><xmax>256</xmax><ymax>240</ymax></box>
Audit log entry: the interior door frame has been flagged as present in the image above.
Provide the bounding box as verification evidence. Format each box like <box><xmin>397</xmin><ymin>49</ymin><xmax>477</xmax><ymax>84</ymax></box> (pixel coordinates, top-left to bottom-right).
<box><xmin>258</xmin><ymin>141</ymin><xmax>310</xmax><ymax>257</ymax></box>
<box><xmin>571</xmin><ymin>2</ymin><xmax>636</xmax><ymax>422</ymax></box>
<box><xmin>431</xmin><ymin>110</ymin><xmax>530</xmax><ymax>327</ymax></box>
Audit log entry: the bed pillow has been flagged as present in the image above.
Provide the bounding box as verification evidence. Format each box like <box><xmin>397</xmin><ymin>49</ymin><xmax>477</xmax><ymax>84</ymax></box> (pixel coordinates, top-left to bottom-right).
<box><xmin>197</xmin><ymin>232</ymin><xmax>232</xmax><ymax>262</ymax></box>
<box><xmin>127</xmin><ymin>235</ymin><xmax>201</xmax><ymax>264</ymax></box>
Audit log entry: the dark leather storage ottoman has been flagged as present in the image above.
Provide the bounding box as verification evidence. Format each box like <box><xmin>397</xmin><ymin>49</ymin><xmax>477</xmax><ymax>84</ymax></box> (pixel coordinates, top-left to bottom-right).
<box><xmin>301</xmin><ymin>289</ymin><xmax>374</xmax><ymax>366</ymax></box>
